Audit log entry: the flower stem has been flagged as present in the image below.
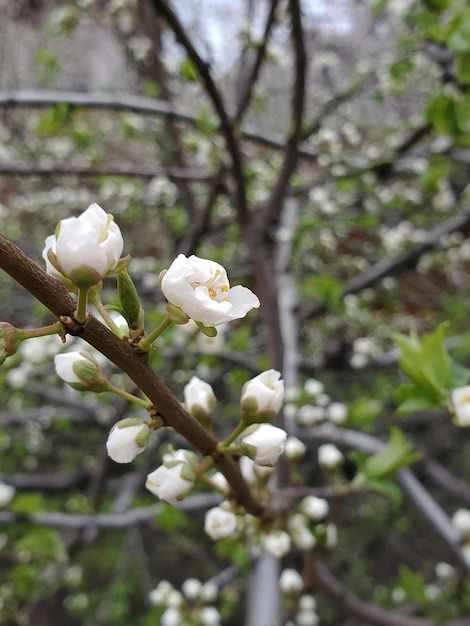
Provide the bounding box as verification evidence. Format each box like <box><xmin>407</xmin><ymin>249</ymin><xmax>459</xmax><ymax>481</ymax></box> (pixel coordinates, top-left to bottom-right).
<box><xmin>137</xmin><ymin>316</ymin><xmax>173</xmax><ymax>351</ymax></box>
<box><xmin>106</xmin><ymin>382</ymin><xmax>153</xmax><ymax>409</ymax></box>
<box><xmin>90</xmin><ymin>292</ymin><xmax>124</xmax><ymax>337</ymax></box>
<box><xmin>218</xmin><ymin>421</ymin><xmax>247</xmax><ymax>452</ymax></box>
<box><xmin>20</xmin><ymin>320</ymin><xmax>66</xmax><ymax>341</ymax></box>
<box><xmin>75</xmin><ymin>288</ymin><xmax>90</xmax><ymax>323</ymax></box>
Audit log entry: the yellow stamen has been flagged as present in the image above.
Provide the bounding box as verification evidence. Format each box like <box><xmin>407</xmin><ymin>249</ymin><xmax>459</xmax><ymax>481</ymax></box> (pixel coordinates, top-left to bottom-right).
<box><xmin>208</xmin><ymin>287</ymin><xmax>217</xmax><ymax>299</ymax></box>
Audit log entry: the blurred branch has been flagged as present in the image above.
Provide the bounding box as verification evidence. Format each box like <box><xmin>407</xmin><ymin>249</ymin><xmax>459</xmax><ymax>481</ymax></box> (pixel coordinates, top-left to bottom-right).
<box><xmin>300</xmin><ymin>209</ymin><xmax>470</xmax><ymax>321</ymax></box>
<box><xmin>0</xmin><ymin>233</ymin><xmax>264</xmax><ymax>517</ymax></box>
<box><xmin>233</xmin><ymin>0</ymin><xmax>280</xmax><ymax>122</ymax></box>
<box><xmin>424</xmin><ymin>459</ymin><xmax>470</xmax><ymax>506</ymax></box>
<box><xmin>0</xmin><ymin>469</ymin><xmax>89</xmax><ymax>490</ymax></box>
<box><xmin>305</xmin><ymin>423</ymin><xmax>470</xmax><ymax>573</ymax></box>
<box><xmin>150</xmin><ymin>0</ymin><xmax>250</xmax><ymax>225</ymax></box>
<box><xmin>0</xmin><ymin>89</ymin><xmax>317</xmax><ymax>159</ymax></box>
<box><xmin>0</xmin><ymin>492</ymin><xmax>221</xmax><ymax>528</ymax></box>
<box><xmin>262</xmin><ymin>0</ymin><xmax>307</xmax><ymax>225</ymax></box>
<box><xmin>0</xmin><ymin>164</ymin><xmax>215</xmax><ymax>182</ymax></box>
<box><xmin>310</xmin><ymin>556</ymin><xmax>470</xmax><ymax>626</ymax></box>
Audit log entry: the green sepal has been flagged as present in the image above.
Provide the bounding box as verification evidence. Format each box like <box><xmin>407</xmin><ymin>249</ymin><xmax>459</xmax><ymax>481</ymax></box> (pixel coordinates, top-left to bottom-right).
<box><xmin>195</xmin><ymin>321</ymin><xmax>218</xmax><ymax>337</ymax></box>
<box><xmin>135</xmin><ymin>424</ymin><xmax>151</xmax><ymax>448</ymax></box>
<box><xmin>111</xmin><ymin>254</ymin><xmax>131</xmax><ymax>275</ymax></box>
<box><xmin>240</xmin><ymin>396</ymin><xmax>259</xmax><ymax>423</ymax></box>
<box><xmin>69</xmin><ymin>265</ymin><xmax>102</xmax><ymax>289</ymax></box>
<box><xmin>117</xmin><ymin>269</ymin><xmax>143</xmax><ymax>327</ymax></box>
<box><xmin>166</xmin><ymin>304</ymin><xmax>190</xmax><ymax>325</ymax></box>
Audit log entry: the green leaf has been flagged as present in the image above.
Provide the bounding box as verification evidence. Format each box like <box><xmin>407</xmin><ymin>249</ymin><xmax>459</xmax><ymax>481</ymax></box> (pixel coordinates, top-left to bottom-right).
<box><xmin>456</xmin><ymin>54</ymin><xmax>470</xmax><ymax>85</ymax></box>
<box><xmin>179</xmin><ymin>57</ymin><xmax>199</xmax><ymax>82</ymax></box>
<box><xmin>362</xmin><ymin>428</ymin><xmax>420</xmax><ymax>479</ymax></box>
<box><xmin>392</xmin><ymin>324</ymin><xmax>450</xmax><ymax>404</ymax></box>
<box><xmin>347</xmin><ymin>397</ymin><xmax>383</xmax><ymax>429</ymax></box>
<box><xmin>425</xmin><ymin>93</ymin><xmax>460</xmax><ymax>137</ymax></box>
<box><xmin>310</xmin><ymin>273</ymin><xmax>345</xmax><ymax>313</ymax></box>
<box><xmin>394</xmin><ymin>383</ymin><xmax>440</xmax><ymax>414</ymax></box>
<box><xmin>154</xmin><ymin>503</ymin><xmax>187</xmax><ymax>531</ymax></box>
<box><xmin>362</xmin><ymin>477</ymin><xmax>403</xmax><ymax>507</ymax></box>
<box><xmin>448</xmin><ymin>10</ymin><xmax>470</xmax><ymax>53</ymax></box>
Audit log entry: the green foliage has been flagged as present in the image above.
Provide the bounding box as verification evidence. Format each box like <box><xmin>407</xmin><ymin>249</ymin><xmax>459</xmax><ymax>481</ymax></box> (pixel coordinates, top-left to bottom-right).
<box><xmin>393</xmin><ymin>324</ymin><xmax>470</xmax><ymax>413</ymax></box>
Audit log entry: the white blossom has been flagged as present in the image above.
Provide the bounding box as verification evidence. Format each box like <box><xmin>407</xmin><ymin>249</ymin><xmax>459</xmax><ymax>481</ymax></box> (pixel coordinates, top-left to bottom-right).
<box><xmin>204</xmin><ymin>506</ymin><xmax>238</xmax><ymax>540</ymax></box>
<box><xmin>327</xmin><ymin>402</ymin><xmax>348</xmax><ymax>425</ymax></box>
<box><xmin>160</xmin><ymin>607</ymin><xmax>181</xmax><ymax>626</ymax></box>
<box><xmin>318</xmin><ymin>443</ymin><xmax>344</xmax><ymax>469</ymax></box>
<box><xmin>199</xmin><ymin>606</ymin><xmax>221</xmax><ymax>626</ymax></box>
<box><xmin>183</xmin><ymin>376</ymin><xmax>216</xmax><ymax>418</ymax></box>
<box><xmin>181</xmin><ymin>578</ymin><xmax>202</xmax><ymax>600</ymax></box>
<box><xmin>283</xmin><ymin>436</ymin><xmax>306</xmax><ymax>460</ymax></box>
<box><xmin>451</xmin><ymin>385</ymin><xmax>470</xmax><ymax>426</ymax></box>
<box><xmin>300</xmin><ymin>495</ymin><xmax>329</xmax><ymax>520</ymax></box>
<box><xmin>240</xmin><ymin>369</ymin><xmax>284</xmax><ymax>421</ymax></box>
<box><xmin>54</xmin><ymin>351</ymin><xmax>104</xmax><ymax>390</ymax></box>
<box><xmin>146</xmin><ymin>450</ymin><xmax>196</xmax><ymax>505</ymax></box>
<box><xmin>44</xmin><ymin>203</ymin><xmax>123</xmax><ymax>288</ymax></box>
<box><xmin>261</xmin><ymin>530</ymin><xmax>291</xmax><ymax>558</ymax></box>
<box><xmin>0</xmin><ymin>482</ymin><xmax>15</xmax><ymax>507</ymax></box>
<box><xmin>279</xmin><ymin>568</ymin><xmax>303</xmax><ymax>594</ymax></box>
<box><xmin>452</xmin><ymin>508</ymin><xmax>470</xmax><ymax>538</ymax></box>
<box><xmin>240</xmin><ymin>423</ymin><xmax>287</xmax><ymax>467</ymax></box>
<box><xmin>106</xmin><ymin>418</ymin><xmax>150</xmax><ymax>463</ymax></box>
<box><xmin>160</xmin><ymin>254</ymin><xmax>259</xmax><ymax>326</ymax></box>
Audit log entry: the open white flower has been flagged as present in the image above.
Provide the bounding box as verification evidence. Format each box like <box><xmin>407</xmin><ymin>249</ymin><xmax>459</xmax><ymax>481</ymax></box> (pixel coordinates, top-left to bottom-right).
<box><xmin>160</xmin><ymin>254</ymin><xmax>260</xmax><ymax>326</ymax></box>
<box><xmin>204</xmin><ymin>505</ymin><xmax>238</xmax><ymax>540</ymax></box>
<box><xmin>240</xmin><ymin>423</ymin><xmax>287</xmax><ymax>467</ymax></box>
<box><xmin>146</xmin><ymin>450</ymin><xmax>197</xmax><ymax>504</ymax></box>
<box><xmin>451</xmin><ymin>385</ymin><xmax>470</xmax><ymax>426</ymax></box>
<box><xmin>106</xmin><ymin>418</ymin><xmax>150</xmax><ymax>463</ymax></box>
<box><xmin>44</xmin><ymin>203</ymin><xmax>124</xmax><ymax>289</ymax></box>
<box><xmin>183</xmin><ymin>376</ymin><xmax>216</xmax><ymax>420</ymax></box>
<box><xmin>240</xmin><ymin>369</ymin><xmax>284</xmax><ymax>422</ymax></box>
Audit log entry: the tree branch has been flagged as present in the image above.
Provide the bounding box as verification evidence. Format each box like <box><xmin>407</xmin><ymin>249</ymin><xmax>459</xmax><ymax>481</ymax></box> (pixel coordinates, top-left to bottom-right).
<box><xmin>0</xmin><ymin>233</ymin><xmax>264</xmax><ymax>517</ymax></box>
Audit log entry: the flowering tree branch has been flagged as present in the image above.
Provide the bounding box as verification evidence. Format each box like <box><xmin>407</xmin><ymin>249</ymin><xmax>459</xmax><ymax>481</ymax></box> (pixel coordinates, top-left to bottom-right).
<box><xmin>0</xmin><ymin>232</ymin><xmax>264</xmax><ymax>517</ymax></box>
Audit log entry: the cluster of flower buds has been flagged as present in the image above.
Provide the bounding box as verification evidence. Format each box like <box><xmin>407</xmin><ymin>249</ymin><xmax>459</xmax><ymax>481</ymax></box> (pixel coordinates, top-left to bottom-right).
<box><xmin>148</xmin><ymin>577</ymin><xmax>221</xmax><ymax>626</ymax></box>
<box><xmin>279</xmin><ymin>568</ymin><xmax>320</xmax><ymax>626</ymax></box>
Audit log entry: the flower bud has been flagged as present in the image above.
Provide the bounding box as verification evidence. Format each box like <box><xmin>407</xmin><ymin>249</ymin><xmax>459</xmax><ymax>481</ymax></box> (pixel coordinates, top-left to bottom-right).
<box><xmin>183</xmin><ymin>376</ymin><xmax>216</xmax><ymax>425</ymax></box>
<box><xmin>0</xmin><ymin>482</ymin><xmax>15</xmax><ymax>507</ymax></box>
<box><xmin>261</xmin><ymin>530</ymin><xmax>291</xmax><ymax>558</ymax></box>
<box><xmin>204</xmin><ymin>505</ymin><xmax>238</xmax><ymax>540</ymax></box>
<box><xmin>44</xmin><ymin>203</ymin><xmax>124</xmax><ymax>289</ymax></box>
<box><xmin>318</xmin><ymin>443</ymin><xmax>344</xmax><ymax>470</ymax></box>
<box><xmin>240</xmin><ymin>423</ymin><xmax>287</xmax><ymax>467</ymax></box>
<box><xmin>106</xmin><ymin>418</ymin><xmax>150</xmax><ymax>463</ymax></box>
<box><xmin>0</xmin><ymin>322</ymin><xmax>22</xmax><ymax>365</ymax></box>
<box><xmin>300</xmin><ymin>495</ymin><xmax>329</xmax><ymax>521</ymax></box>
<box><xmin>54</xmin><ymin>351</ymin><xmax>108</xmax><ymax>392</ymax></box>
<box><xmin>279</xmin><ymin>568</ymin><xmax>304</xmax><ymax>594</ymax></box>
<box><xmin>146</xmin><ymin>449</ymin><xmax>197</xmax><ymax>505</ymax></box>
<box><xmin>240</xmin><ymin>369</ymin><xmax>284</xmax><ymax>423</ymax></box>
<box><xmin>283</xmin><ymin>436</ymin><xmax>306</xmax><ymax>461</ymax></box>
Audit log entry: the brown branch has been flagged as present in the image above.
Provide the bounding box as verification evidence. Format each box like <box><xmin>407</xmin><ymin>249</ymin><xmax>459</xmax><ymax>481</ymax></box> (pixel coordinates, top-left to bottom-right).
<box><xmin>0</xmin><ymin>492</ymin><xmax>221</xmax><ymax>528</ymax></box>
<box><xmin>0</xmin><ymin>164</ymin><xmax>214</xmax><ymax>182</ymax></box>
<box><xmin>0</xmin><ymin>89</ymin><xmax>318</xmax><ymax>160</ymax></box>
<box><xmin>233</xmin><ymin>0</ymin><xmax>280</xmax><ymax>123</ymax></box>
<box><xmin>0</xmin><ymin>233</ymin><xmax>264</xmax><ymax>517</ymax></box>
<box><xmin>261</xmin><ymin>0</ymin><xmax>307</xmax><ymax>225</ymax></box>
<box><xmin>149</xmin><ymin>0</ymin><xmax>250</xmax><ymax>226</ymax></box>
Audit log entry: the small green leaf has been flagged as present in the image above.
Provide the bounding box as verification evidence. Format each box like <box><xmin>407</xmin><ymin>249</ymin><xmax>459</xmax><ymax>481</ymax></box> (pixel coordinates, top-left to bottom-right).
<box><xmin>362</xmin><ymin>428</ymin><xmax>420</xmax><ymax>479</ymax></box>
<box><xmin>362</xmin><ymin>477</ymin><xmax>403</xmax><ymax>507</ymax></box>
<box><xmin>179</xmin><ymin>57</ymin><xmax>199</xmax><ymax>82</ymax></box>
